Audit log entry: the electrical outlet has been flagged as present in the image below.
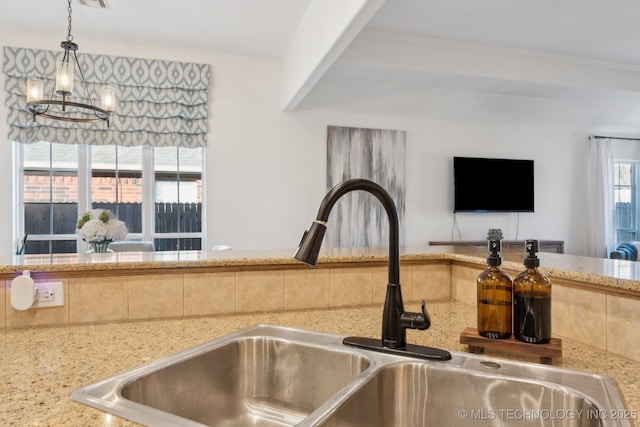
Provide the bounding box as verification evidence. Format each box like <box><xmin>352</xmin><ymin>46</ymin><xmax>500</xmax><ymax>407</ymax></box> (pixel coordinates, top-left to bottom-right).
<box><xmin>33</xmin><ymin>282</ymin><xmax>64</xmax><ymax>308</ymax></box>
<box><xmin>38</xmin><ymin>288</ymin><xmax>55</xmax><ymax>302</ymax></box>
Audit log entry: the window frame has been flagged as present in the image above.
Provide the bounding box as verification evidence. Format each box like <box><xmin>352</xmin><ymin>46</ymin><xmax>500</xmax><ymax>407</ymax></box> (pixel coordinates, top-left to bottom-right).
<box><xmin>13</xmin><ymin>142</ymin><xmax>206</xmax><ymax>254</ymax></box>
<box><xmin>613</xmin><ymin>159</ymin><xmax>639</xmax><ymax>246</ymax></box>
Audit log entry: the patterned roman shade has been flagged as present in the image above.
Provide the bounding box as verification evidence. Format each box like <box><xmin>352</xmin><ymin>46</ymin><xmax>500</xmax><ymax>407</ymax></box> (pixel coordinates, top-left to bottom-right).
<box><xmin>3</xmin><ymin>46</ymin><xmax>210</xmax><ymax>147</ymax></box>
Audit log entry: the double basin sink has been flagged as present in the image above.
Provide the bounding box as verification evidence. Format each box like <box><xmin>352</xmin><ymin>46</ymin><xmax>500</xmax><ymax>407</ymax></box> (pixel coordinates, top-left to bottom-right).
<box><xmin>71</xmin><ymin>324</ymin><xmax>632</xmax><ymax>426</ymax></box>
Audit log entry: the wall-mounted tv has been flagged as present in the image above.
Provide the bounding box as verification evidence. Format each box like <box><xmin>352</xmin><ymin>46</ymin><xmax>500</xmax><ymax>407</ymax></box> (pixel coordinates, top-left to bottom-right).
<box><xmin>453</xmin><ymin>156</ymin><xmax>534</xmax><ymax>213</ymax></box>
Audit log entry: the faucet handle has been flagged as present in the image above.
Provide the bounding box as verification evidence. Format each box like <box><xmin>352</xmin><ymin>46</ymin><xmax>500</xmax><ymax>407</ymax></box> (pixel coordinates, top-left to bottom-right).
<box><xmin>400</xmin><ymin>300</ymin><xmax>431</xmax><ymax>331</ymax></box>
<box><xmin>420</xmin><ymin>300</ymin><xmax>431</xmax><ymax>329</ymax></box>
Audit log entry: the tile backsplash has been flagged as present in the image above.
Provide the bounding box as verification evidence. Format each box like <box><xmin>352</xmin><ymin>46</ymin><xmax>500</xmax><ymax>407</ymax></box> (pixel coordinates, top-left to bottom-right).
<box><xmin>3</xmin><ymin>261</ymin><xmax>639</xmax><ymax>363</ymax></box>
<box><xmin>2</xmin><ymin>264</ymin><xmax>448</xmax><ymax>329</ymax></box>
<box><xmin>450</xmin><ymin>263</ymin><xmax>640</xmax><ymax>363</ymax></box>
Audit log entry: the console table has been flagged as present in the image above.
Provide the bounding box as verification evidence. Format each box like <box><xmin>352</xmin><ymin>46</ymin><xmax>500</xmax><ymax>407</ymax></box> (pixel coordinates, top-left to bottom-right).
<box><xmin>428</xmin><ymin>240</ymin><xmax>564</xmax><ymax>254</ymax></box>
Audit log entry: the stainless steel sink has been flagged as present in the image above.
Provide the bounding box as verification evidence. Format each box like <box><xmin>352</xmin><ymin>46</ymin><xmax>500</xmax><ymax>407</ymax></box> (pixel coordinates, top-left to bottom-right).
<box><xmin>317</xmin><ymin>362</ymin><xmax>603</xmax><ymax>426</ymax></box>
<box><xmin>120</xmin><ymin>336</ymin><xmax>370</xmax><ymax>426</ymax></box>
<box><xmin>71</xmin><ymin>325</ymin><xmax>632</xmax><ymax>427</ymax></box>
<box><xmin>71</xmin><ymin>326</ymin><xmax>372</xmax><ymax>427</ymax></box>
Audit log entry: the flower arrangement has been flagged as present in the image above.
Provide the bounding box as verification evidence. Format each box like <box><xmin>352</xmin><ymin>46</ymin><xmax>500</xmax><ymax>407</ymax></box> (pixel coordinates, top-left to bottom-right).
<box><xmin>76</xmin><ymin>209</ymin><xmax>128</xmax><ymax>252</ymax></box>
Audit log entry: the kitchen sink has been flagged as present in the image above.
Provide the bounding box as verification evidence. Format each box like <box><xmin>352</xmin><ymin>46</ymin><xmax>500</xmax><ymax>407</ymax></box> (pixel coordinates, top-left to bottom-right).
<box><xmin>71</xmin><ymin>326</ymin><xmax>372</xmax><ymax>427</ymax></box>
<box><xmin>317</xmin><ymin>362</ymin><xmax>602</xmax><ymax>426</ymax></box>
<box><xmin>120</xmin><ymin>336</ymin><xmax>370</xmax><ymax>426</ymax></box>
<box><xmin>71</xmin><ymin>324</ymin><xmax>632</xmax><ymax>427</ymax></box>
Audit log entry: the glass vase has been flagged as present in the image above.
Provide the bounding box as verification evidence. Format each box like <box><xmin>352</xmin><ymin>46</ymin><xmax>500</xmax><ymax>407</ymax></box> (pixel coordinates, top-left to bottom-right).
<box><xmin>89</xmin><ymin>241</ymin><xmax>113</xmax><ymax>253</ymax></box>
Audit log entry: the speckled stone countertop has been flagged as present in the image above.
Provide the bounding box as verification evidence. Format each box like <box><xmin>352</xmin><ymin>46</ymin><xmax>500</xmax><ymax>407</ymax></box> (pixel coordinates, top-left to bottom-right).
<box><xmin>2</xmin><ymin>245</ymin><xmax>639</xmax><ymax>294</ymax></box>
<box><xmin>453</xmin><ymin>248</ymin><xmax>640</xmax><ymax>294</ymax></box>
<box><xmin>1</xmin><ymin>301</ymin><xmax>638</xmax><ymax>426</ymax></box>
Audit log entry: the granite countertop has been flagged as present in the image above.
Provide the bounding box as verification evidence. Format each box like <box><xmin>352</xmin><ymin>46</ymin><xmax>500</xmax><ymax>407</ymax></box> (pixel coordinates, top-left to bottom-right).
<box><xmin>2</xmin><ymin>301</ymin><xmax>638</xmax><ymax>426</ymax></box>
<box><xmin>2</xmin><ymin>245</ymin><xmax>639</xmax><ymax>294</ymax></box>
<box><xmin>0</xmin><ymin>245</ymin><xmax>640</xmax><ymax>294</ymax></box>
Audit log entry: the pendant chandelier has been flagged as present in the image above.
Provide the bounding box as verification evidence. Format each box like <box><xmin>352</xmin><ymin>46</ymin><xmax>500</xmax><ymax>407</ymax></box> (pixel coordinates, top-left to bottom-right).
<box><xmin>26</xmin><ymin>0</ymin><xmax>115</xmax><ymax>127</ymax></box>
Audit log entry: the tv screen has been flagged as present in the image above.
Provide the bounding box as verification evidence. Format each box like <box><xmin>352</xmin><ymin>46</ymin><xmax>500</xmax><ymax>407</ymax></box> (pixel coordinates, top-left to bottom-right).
<box><xmin>453</xmin><ymin>156</ymin><xmax>534</xmax><ymax>213</ymax></box>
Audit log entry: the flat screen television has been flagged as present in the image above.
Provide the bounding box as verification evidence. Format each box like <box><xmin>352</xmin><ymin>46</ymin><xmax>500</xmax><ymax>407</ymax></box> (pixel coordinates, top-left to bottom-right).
<box><xmin>453</xmin><ymin>156</ymin><xmax>534</xmax><ymax>212</ymax></box>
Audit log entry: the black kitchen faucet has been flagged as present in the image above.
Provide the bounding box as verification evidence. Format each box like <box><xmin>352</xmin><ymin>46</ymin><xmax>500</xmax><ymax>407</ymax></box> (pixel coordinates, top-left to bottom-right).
<box><xmin>294</xmin><ymin>178</ymin><xmax>451</xmax><ymax>360</ymax></box>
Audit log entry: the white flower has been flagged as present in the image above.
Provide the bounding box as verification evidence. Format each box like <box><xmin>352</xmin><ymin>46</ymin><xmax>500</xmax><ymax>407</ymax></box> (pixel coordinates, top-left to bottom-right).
<box><xmin>76</xmin><ymin>209</ymin><xmax>128</xmax><ymax>243</ymax></box>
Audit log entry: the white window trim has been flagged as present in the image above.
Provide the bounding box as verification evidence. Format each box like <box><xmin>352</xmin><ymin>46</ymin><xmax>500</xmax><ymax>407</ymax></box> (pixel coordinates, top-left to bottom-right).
<box><xmin>13</xmin><ymin>142</ymin><xmax>206</xmax><ymax>254</ymax></box>
<box><xmin>614</xmin><ymin>159</ymin><xmax>640</xmax><ymax>246</ymax></box>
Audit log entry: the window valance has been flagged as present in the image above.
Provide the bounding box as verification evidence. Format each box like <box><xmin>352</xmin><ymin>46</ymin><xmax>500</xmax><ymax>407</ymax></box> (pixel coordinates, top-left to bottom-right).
<box><xmin>3</xmin><ymin>46</ymin><xmax>210</xmax><ymax>147</ymax></box>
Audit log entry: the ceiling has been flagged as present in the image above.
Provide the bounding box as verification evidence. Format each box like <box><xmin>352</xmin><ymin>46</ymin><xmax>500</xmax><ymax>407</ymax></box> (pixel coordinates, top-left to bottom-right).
<box><xmin>3</xmin><ymin>0</ymin><xmax>640</xmax><ymax>132</ymax></box>
<box><xmin>0</xmin><ymin>0</ymin><xmax>312</xmax><ymax>56</ymax></box>
<box><xmin>369</xmin><ymin>0</ymin><xmax>640</xmax><ymax>66</ymax></box>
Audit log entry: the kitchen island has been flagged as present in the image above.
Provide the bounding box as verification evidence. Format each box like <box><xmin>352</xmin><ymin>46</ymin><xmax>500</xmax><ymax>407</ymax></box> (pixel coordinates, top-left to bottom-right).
<box><xmin>2</xmin><ymin>301</ymin><xmax>639</xmax><ymax>426</ymax></box>
<box><xmin>1</xmin><ymin>246</ymin><xmax>639</xmax><ymax>425</ymax></box>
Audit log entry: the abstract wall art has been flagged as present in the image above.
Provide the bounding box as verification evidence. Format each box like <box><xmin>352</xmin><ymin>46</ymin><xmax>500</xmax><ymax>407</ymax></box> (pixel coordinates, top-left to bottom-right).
<box><xmin>326</xmin><ymin>125</ymin><xmax>406</xmax><ymax>248</ymax></box>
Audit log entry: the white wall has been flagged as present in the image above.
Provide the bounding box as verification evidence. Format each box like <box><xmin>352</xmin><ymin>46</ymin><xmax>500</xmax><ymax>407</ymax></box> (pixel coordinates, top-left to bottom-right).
<box><xmin>0</xmin><ymin>31</ymin><xmax>591</xmax><ymax>256</ymax></box>
<box><xmin>290</xmin><ymin>111</ymin><xmax>590</xmax><ymax>255</ymax></box>
<box><xmin>613</xmin><ymin>139</ymin><xmax>640</xmax><ymax>160</ymax></box>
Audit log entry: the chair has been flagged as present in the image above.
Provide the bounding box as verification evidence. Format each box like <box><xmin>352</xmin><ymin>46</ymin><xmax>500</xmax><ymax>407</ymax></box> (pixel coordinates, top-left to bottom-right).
<box><xmin>609</xmin><ymin>242</ymin><xmax>639</xmax><ymax>260</ymax></box>
<box><xmin>109</xmin><ymin>241</ymin><xmax>155</xmax><ymax>252</ymax></box>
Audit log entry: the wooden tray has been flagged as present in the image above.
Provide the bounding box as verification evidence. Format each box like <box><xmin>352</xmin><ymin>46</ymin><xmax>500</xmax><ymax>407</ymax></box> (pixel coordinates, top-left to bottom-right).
<box><xmin>459</xmin><ymin>327</ymin><xmax>562</xmax><ymax>364</ymax></box>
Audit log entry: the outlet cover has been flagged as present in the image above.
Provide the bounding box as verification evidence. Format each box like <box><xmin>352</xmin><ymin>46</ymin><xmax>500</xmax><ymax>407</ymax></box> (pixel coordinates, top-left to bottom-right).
<box><xmin>33</xmin><ymin>282</ymin><xmax>64</xmax><ymax>308</ymax></box>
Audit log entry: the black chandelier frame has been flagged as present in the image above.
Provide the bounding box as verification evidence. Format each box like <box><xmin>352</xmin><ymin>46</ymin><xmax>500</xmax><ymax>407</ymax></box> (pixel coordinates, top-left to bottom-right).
<box><xmin>26</xmin><ymin>1</ymin><xmax>113</xmax><ymax>127</ymax></box>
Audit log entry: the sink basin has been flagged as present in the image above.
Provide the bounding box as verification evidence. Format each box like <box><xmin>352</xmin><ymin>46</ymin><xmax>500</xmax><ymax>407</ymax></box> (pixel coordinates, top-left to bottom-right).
<box><xmin>71</xmin><ymin>325</ymin><xmax>372</xmax><ymax>427</ymax></box>
<box><xmin>71</xmin><ymin>325</ymin><xmax>632</xmax><ymax>427</ymax></box>
<box><xmin>317</xmin><ymin>362</ymin><xmax>603</xmax><ymax>426</ymax></box>
<box><xmin>120</xmin><ymin>336</ymin><xmax>370</xmax><ymax>426</ymax></box>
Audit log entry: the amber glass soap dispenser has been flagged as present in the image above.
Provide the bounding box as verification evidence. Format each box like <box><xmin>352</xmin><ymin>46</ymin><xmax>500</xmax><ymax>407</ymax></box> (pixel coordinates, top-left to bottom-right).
<box><xmin>513</xmin><ymin>239</ymin><xmax>552</xmax><ymax>344</ymax></box>
<box><xmin>477</xmin><ymin>239</ymin><xmax>513</xmax><ymax>339</ymax></box>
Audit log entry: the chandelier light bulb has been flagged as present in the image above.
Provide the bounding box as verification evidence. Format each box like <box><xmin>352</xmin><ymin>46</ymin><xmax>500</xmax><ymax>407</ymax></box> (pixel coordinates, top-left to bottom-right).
<box><xmin>27</xmin><ymin>79</ymin><xmax>43</xmax><ymax>103</ymax></box>
<box><xmin>55</xmin><ymin>61</ymin><xmax>73</xmax><ymax>96</ymax></box>
<box><xmin>101</xmin><ymin>85</ymin><xmax>116</xmax><ymax>112</ymax></box>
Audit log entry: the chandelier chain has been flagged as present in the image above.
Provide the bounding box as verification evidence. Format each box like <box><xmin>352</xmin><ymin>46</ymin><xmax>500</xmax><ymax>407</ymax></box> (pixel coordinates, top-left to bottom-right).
<box><xmin>67</xmin><ymin>0</ymin><xmax>73</xmax><ymax>42</ymax></box>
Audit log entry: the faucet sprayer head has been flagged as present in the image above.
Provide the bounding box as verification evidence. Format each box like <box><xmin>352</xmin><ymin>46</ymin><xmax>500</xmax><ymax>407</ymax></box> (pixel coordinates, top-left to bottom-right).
<box><xmin>293</xmin><ymin>220</ymin><xmax>327</xmax><ymax>266</ymax></box>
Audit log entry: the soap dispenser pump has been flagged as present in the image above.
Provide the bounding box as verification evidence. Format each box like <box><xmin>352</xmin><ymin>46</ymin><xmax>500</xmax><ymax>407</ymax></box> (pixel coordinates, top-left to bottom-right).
<box><xmin>513</xmin><ymin>239</ymin><xmax>552</xmax><ymax>344</ymax></box>
<box><xmin>477</xmin><ymin>239</ymin><xmax>513</xmax><ymax>339</ymax></box>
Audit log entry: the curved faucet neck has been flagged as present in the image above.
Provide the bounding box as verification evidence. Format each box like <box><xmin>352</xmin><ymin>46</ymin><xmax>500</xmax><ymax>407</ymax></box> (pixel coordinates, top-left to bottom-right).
<box><xmin>316</xmin><ymin>179</ymin><xmax>400</xmax><ymax>285</ymax></box>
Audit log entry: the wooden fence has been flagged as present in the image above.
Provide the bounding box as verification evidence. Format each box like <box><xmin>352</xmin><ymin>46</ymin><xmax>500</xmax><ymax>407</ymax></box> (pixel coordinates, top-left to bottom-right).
<box><xmin>23</xmin><ymin>202</ymin><xmax>202</xmax><ymax>253</ymax></box>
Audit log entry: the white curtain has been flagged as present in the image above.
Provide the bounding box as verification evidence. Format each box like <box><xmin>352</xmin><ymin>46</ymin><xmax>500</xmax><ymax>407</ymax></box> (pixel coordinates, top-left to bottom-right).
<box><xmin>588</xmin><ymin>137</ymin><xmax>615</xmax><ymax>257</ymax></box>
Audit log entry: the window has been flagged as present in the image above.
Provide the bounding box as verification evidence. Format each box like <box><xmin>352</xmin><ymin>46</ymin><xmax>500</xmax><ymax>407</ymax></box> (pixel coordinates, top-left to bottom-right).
<box><xmin>613</xmin><ymin>160</ymin><xmax>638</xmax><ymax>245</ymax></box>
<box><xmin>20</xmin><ymin>142</ymin><xmax>79</xmax><ymax>254</ymax></box>
<box><xmin>154</xmin><ymin>147</ymin><xmax>203</xmax><ymax>251</ymax></box>
<box><xmin>15</xmin><ymin>142</ymin><xmax>204</xmax><ymax>254</ymax></box>
<box><xmin>91</xmin><ymin>145</ymin><xmax>143</xmax><ymax>235</ymax></box>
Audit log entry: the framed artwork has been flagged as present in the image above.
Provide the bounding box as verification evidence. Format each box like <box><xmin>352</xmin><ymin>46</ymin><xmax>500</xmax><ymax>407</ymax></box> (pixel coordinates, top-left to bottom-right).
<box><xmin>326</xmin><ymin>126</ymin><xmax>406</xmax><ymax>248</ymax></box>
